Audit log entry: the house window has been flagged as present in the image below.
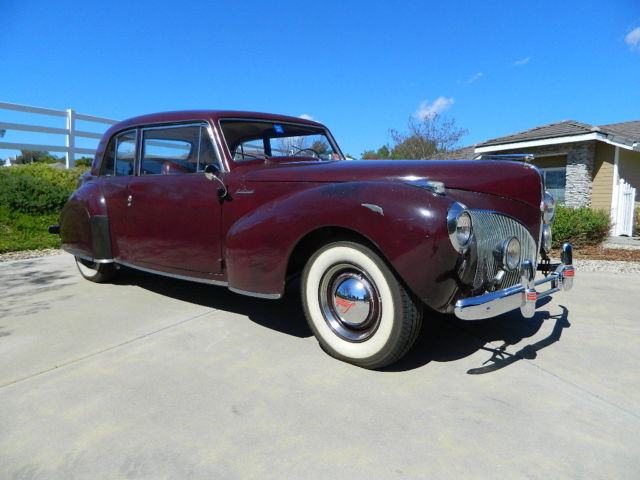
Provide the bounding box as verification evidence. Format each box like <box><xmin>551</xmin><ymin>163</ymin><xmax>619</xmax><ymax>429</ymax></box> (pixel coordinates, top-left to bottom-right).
<box><xmin>540</xmin><ymin>167</ymin><xmax>566</xmax><ymax>204</ymax></box>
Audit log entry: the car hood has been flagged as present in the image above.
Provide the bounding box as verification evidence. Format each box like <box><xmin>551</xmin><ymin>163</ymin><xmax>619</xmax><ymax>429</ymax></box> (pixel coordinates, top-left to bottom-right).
<box><xmin>244</xmin><ymin>159</ymin><xmax>543</xmax><ymax>207</ymax></box>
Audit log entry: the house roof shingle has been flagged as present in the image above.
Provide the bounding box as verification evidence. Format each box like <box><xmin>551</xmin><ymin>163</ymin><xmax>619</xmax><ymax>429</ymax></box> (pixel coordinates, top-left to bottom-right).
<box><xmin>599</xmin><ymin>121</ymin><xmax>640</xmax><ymax>144</ymax></box>
<box><xmin>478</xmin><ymin>120</ymin><xmax>640</xmax><ymax>149</ymax></box>
<box><xmin>430</xmin><ymin>145</ymin><xmax>477</xmax><ymax>160</ymax></box>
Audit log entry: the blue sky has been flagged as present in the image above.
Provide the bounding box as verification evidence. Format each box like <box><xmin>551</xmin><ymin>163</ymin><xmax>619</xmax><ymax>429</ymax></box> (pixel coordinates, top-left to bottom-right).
<box><xmin>1</xmin><ymin>0</ymin><xmax>639</xmax><ymax>159</ymax></box>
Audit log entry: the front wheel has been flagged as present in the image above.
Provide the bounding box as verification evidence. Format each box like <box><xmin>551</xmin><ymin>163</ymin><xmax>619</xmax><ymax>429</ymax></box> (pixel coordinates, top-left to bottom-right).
<box><xmin>301</xmin><ymin>241</ymin><xmax>422</xmax><ymax>369</ymax></box>
<box><xmin>75</xmin><ymin>257</ymin><xmax>118</xmax><ymax>283</ymax></box>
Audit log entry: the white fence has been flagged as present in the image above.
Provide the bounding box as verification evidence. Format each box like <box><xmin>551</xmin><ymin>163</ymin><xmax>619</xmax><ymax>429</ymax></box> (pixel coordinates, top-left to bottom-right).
<box><xmin>0</xmin><ymin>101</ymin><xmax>118</xmax><ymax>168</ymax></box>
<box><xmin>612</xmin><ymin>178</ymin><xmax>637</xmax><ymax>236</ymax></box>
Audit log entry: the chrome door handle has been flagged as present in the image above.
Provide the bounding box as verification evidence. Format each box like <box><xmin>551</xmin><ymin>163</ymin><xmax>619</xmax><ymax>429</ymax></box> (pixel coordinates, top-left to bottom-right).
<box><xmin>127</xmin><ymin>195</ymin><xmax>133</xmax><ymax>207</ymax></box>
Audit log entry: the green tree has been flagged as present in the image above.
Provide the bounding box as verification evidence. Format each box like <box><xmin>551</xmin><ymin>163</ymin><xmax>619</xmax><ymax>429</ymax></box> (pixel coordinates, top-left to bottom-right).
<box><xmin>15</xmin><ymin>150</ymin><xmax>63</xmax><ymax>164</ymax></box>
<box><xmin>389</xmin><ymin>114</ymin><xmax>468</xmax><ymax>159</ymax></box>
<box><xmin>74</xmin><ymin>157</ymin><xmax>94</xmax><ymax>167</ymax></box>
<box><xmin>362</xmin><ymin>114</ymin><xmax>468</xmax><ymax>160</ymax></box>
<box><xmin>390</xmin><ymin>135</ymin><xmax>436</xmax><ymax>159</ymax></box>
<box><xmin>311</xmin><ymin>140</ymin><xmax>329</xmax><ymax>154</ymax></box>
<box><xmin>361</xmin><ymin>144</ymin><xmax>393</xmax><ymax>159</ymax></box>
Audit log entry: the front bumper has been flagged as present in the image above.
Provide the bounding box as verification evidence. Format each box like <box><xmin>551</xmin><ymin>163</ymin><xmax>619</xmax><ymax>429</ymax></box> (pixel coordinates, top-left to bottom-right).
<box><xmin>454</xmin><ymin>243</ymin><xmax>575</xmax><ymax>321</ymax></box>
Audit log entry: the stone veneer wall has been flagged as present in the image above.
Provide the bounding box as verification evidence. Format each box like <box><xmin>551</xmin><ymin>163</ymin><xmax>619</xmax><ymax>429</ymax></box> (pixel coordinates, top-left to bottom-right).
<box><xmin>564</xmin><ymin>142</ymin><xmax>595</xmax><ymax>208</ymax></box>
<box><xmin>485</xmin><ymin>141</ymin><xmax>596</xmax><ymax>208</ymax></box>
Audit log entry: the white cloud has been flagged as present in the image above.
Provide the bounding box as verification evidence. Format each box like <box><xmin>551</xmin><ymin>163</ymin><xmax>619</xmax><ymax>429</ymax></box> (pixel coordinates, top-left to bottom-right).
<box><xmin>414</xmin><ymin>97</ymin><xmax>454</xmax><ymax>120</ymax></box>
<box><xmin>513</xmin><ymin>57</ymin><xmax>531</xmax><ymax>66</ymax></box>
<box><xmin>460</xmin><ymin>72</ymin><xmax>483</xmax><ymax>84</ymax></box>
<box><xmin>625</xmin><ymin>27</ymin><xmax>640</xmax><ymax>49</ymax></box>
<box><xmin>299</xmin><ymin>114</ymin><xmax>315</xmax><ymax>120</ymax></box>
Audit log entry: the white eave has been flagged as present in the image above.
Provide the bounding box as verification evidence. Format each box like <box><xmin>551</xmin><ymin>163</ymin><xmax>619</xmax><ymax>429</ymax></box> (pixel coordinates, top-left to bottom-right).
<box><xmin>475</xmin><ymin>132</ymin><xmax>640</xmax><ymax>153</ymax></box>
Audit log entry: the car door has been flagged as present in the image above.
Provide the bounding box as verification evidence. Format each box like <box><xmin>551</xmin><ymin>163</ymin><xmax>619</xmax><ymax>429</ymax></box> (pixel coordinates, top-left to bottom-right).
<box><xmin>98</xmin><ymin>129</ymin><xmax>137</xmax><ymax>260</ymax></box>
<box><xmin>125</xmin><ymin>123</ymin><xmax>224</xmax><ymax>274</ymax></box>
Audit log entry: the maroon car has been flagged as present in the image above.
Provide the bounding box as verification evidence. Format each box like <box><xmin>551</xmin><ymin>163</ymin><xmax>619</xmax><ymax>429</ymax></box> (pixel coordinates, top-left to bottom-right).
<box><xmin>52</xmin><ymin>110</ymin><xmax>575</xmax><ymax>369</ymax></box>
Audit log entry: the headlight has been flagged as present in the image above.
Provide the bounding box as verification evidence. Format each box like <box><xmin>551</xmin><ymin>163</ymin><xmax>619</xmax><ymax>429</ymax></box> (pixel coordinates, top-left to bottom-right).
<box><xmin>541</xmin><ymin>224</ymin><xmax>552</xmax><ymax>253</ymax></box>
<box><xmin>498</xmin><ymin>237</ymin><xmax>521</xmax><ymax>271</ymax></box>
<box><xmin>447</xmin><ymin>202</ymin><xmax>473</xmax><ymax>253</ymax></box>
<box><xmin>542</xmin><ymin>192</ymin><xmax>556</xmax><ymax>224</ymax></box>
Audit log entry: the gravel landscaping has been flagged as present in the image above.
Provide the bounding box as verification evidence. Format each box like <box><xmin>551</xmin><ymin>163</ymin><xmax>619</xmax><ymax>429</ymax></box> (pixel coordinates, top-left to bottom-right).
<box><xmin>0</xmin><ymin>248</ymin><xmax>63</xmax><ymax>263</ymax></box>
<box><xmin>572</xmin><ymin>258</ymin><xmax>640</xmax><ymax>273</ymax></box>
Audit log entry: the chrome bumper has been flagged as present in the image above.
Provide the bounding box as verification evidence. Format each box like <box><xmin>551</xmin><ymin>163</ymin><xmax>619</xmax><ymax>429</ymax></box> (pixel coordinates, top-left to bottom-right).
<box><xmin>454</xmin><ymin>243</ymin><xmax>575</xmax><ymax>321</ymax></box>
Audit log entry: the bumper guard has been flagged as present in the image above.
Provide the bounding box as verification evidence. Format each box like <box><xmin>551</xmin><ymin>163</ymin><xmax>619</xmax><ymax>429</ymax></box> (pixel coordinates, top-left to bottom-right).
<box><xmin>454</xmin><ymin>243</ymin><xmax>574</xmax><ymax>321</ymax></box>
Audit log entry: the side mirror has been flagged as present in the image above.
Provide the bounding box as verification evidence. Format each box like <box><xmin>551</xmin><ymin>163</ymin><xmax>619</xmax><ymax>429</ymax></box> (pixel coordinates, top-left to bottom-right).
<box><xmin>203</xmin><ymin>164</ymin><xmax>228</xmax><ymax>199</ymax></box>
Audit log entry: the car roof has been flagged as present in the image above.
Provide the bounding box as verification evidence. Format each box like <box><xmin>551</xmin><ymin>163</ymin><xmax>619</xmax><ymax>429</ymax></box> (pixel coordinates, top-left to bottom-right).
<box><xmin>105</xmin><ymin>110</ymin><xmax>325</xmax><ymax>136</ymax></box>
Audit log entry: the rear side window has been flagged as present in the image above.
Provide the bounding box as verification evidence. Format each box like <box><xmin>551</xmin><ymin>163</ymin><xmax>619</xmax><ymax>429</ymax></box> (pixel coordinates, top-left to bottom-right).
<box><xmin>141</xmin><ymin>124</ymin><xmax>218</xmax><ymax>175</ymax></box>
<box><xmin>101</xmin><ymin>130</ymin><xmax>137</xmax><ymax>176</ymax></box>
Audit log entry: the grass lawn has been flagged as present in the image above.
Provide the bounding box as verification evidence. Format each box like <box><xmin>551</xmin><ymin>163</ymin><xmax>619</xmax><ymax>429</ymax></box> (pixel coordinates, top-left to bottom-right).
<box><xmin>0</xmin><ymin>207</ymin><xmax>61</xmax><ymax>253</ymax></box>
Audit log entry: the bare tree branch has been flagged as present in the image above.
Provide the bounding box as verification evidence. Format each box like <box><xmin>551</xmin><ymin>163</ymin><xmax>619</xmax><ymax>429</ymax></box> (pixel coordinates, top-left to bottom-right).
<box><xmin>388</xmin><ymin>114</ymin><xmax>468</xmax><ymax>159</ymax></box>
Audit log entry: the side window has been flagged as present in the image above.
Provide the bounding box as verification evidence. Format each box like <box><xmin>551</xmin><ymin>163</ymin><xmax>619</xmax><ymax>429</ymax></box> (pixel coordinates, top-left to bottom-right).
<box><xmin>101</xmin><ymin>139</ymin><xmax>116</xmax><ymax>176</ymax></box>
<box><xmin>115</xmin><ymin>132</ymin><xmax>136</xmax><ymax>176</ymax></box>
<box><xmin>141</xmin><ymin>124</ymin><xmax>219</xmax><ymax>175</ymax></box>
<box><xmin>101</xmin><ymin>130</ymin><xmax>136</xmax><ymax>176</ymax></box>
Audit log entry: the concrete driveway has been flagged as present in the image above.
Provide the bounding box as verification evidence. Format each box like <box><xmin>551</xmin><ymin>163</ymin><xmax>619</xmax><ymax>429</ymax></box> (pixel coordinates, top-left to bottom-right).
<box><xmin>1</xmin><ymin>253</ymin><xmax>638</xmax><ymax>479</ymax></box>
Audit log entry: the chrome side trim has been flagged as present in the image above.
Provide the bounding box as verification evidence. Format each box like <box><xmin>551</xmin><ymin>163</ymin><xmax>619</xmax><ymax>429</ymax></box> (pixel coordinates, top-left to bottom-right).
<box><xmin>454</xmin><ymin>243</ymin><xmax>574</xmax><ymax>321</ymax></box>
<box><xmin>116</xmin><ymin>260</ymin><xmax>228</xmax><ymax>286</ymax></box>
<box><xmin>361</xmin><ymin>203</ymin><xmax>384</xmax><ymax>216</ymax></box>
<box><xmin>405</xmin><ymin>179</ymin><xmax>445</xmax><ymax>195</ymax></box>
<box><xmin>62</xmin><ymin>246</ymin><xmax>114</xmax><ymax>264</ymax></box>
<box><xmin>228</xmin><ymin>287</ymin><xmax>281</xmax><ymax>299</ymax></box>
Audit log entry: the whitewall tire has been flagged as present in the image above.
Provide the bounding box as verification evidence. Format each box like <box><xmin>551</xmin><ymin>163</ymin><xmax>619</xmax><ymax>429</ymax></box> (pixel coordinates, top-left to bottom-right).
<box><xmin>75</xmin><ymin>257</ymin><xmax>117</xmax><ymax>283</ymax></box>
<box><xmin>301</xmin><ymin>241</ymin><xmax>422</xmax><ymax>369</ymax></box>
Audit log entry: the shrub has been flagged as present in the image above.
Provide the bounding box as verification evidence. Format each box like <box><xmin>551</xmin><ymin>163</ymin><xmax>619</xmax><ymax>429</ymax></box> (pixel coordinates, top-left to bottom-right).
<box><xmin>0</xmin><ymin>206</ymin><xmax>60</xmax><ymax>252</ymax></box>
<box><xmin>551</xmin><ymin>206</ymin><xmax>610</xmax><ymax>248</ymax></box>
<box><xmin>74</xmin><ymin>157</ymin><xmax>94</xmax><ymax>168</ymax></box>
<box><xmin>0</xmin><ymin>172</ymin><xmax>70</xmax><ymax>214</ymax></box>
<box><xmin>5</xmin><ymin>163</ymin><xmax>88</xmax><ymax>191</ymax></box>
<box><xmin>634</xmin><ymin>207</ymin><xmax>640</xmax><ymax>237</ymax></box>
<box><xmin>15</xmin><ymin>150</ymin><xmax>63</xmax><ymax>164</ymax></box>
<box><xmin>0</xmin><ymin>163</ymin><xmax>88</xmax><ymax>215</ymax></box>
<box><xmin>0</xmin><ymin>163</ymin><xmax>92</xmax><ymax>251</ymax></box>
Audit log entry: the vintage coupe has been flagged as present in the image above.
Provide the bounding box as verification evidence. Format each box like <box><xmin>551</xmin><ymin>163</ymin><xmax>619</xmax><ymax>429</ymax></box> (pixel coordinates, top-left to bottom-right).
<box><xmin>52</xmin><ymin>110</ymin><xmax>575</xmax><ymax>368</ymax></box>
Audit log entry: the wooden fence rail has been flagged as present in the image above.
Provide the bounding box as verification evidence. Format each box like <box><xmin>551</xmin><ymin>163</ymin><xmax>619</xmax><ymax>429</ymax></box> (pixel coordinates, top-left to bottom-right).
<box><xmin>0</xmin><ymin>101</ymin><xmax>118</xmax><ymax>168</ymax></box>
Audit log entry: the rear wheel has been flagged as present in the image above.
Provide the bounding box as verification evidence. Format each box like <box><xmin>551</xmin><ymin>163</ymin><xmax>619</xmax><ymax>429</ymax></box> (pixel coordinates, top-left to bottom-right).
<box><xmin>75</xmin><ymin>257</ymin><xmax>118</xmax><ymax>283</ymax></box>
<box><xmin>301</xmin><ymin>241</ymin><xmax>422</xmax><ymax>369</ymax></box>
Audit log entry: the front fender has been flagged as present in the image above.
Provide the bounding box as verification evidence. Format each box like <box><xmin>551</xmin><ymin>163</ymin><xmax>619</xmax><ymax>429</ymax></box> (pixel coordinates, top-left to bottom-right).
<box><xmin>59</xmin><ymin>181</ymin><xmax>113</xmax><ymax>261</ymax></box>
<box><xmin>225</xmin><ymin>182</ymin><xmax>461</xmax><ymax>310</ymax></box>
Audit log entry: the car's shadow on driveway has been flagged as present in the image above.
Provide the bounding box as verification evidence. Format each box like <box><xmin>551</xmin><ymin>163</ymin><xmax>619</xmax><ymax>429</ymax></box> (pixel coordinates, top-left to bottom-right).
<box><xmin>113</xmin><ymin>268</ymin><xmax>312</xmax><ymax>338</ymax></box>
<box><xmin>386</xmin><ymin>298</ymin><xmax>570</xmax><ymax>373</ymax></box>
<box><xmin>114</xmin><ymin>269</ymin><xmax>570</xmax><ymax>373</ymax></box>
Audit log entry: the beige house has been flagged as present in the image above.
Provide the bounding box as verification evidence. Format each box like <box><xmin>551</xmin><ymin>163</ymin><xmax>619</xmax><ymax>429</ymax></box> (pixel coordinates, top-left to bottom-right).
<box><xmin>444</xmin><ymin>120</ymin><xmax>640</xmax><ymax>235</ymax></box>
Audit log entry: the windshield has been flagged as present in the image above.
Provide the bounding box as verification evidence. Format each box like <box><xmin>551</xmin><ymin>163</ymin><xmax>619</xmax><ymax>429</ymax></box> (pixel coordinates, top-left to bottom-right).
<box><xmin>219</xmin><ymin>119</ymin><xmax>342</xmax><ymax>161</ymax></box>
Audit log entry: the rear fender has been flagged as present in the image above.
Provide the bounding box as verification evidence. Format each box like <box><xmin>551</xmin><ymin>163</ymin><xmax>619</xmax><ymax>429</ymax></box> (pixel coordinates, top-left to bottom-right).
<box><xmin>225</xmin><ymin>182</ymin><xmax>460</xmax><ymax>309</ymax></box>
<box><xmin>59</xmin><ymin>182</ymin><xmax>113</xmax><ymax>261</ymax></box>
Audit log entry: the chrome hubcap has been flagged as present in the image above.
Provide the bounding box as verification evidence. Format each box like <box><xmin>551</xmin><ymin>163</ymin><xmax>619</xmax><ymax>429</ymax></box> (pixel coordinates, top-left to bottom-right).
<box><xmin>319</xmin><ymin>264</ymin><xmax>381</xmax><ymax>342</ymax></box>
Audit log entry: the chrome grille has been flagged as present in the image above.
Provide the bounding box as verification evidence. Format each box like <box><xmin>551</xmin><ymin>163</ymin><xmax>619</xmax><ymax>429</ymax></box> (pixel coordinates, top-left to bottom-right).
<box><xmin>469</xmin><ymin>210</ymin><xmax>538</xmax><ymax>289</ymax></box>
